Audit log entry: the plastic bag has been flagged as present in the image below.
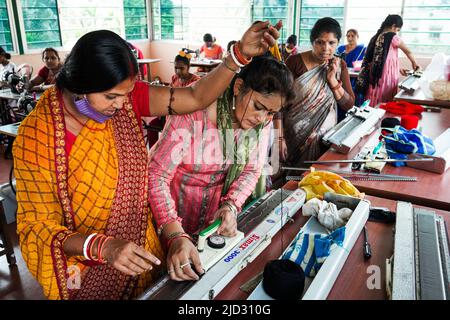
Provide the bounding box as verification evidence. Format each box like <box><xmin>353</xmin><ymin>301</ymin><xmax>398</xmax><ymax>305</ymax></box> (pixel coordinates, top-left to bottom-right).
<box><xmin>419</xmin><ymin>53</ymin><xmax>449</xmax><ymax>99</ymax></box>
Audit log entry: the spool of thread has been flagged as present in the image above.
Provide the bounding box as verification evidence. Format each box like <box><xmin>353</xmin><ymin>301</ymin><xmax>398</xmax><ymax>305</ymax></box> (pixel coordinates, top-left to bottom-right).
<box><xmin>262</xmin><ymin>259</ymin><xmax>305</xmax><ymax>300</ymax></box>
<box><xmin>400</xmin><ymin>115</ymin><xmax>419</xmax><ymax>130</ymax></box>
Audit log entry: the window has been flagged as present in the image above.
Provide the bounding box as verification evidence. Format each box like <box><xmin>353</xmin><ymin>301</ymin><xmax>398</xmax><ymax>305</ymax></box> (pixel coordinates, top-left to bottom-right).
<box><xmin>58</xmin><ymin>0</ymin><xmax>123</xmax><ymax>48</ymax></box>
<box><xmin>21</xmin><ymin>0</ymin><xmax>62</xmax><ymax>50</ymax></box>
<box><xmin>152</xmin><ymin>0</ymin><xmax>251</xmax><ymax>47</ymax></box>
<box><xmin>402</xmin><ymin>0</ymin><xmax>450</xmax><ymax>55</ymax></box>
<box><xmin>252</xmin><ymin>0</ymin><xmax>290</xmax><ymax>42</ymax></box>
<box><xmin>0</xmin><ymin>0</ymin><xmax>13</xmax><ymax>51</ymax></box>
<box><xmin>298</xmin><ymin>0</ymin><xmax>345</xmax><ymax>46</ymax></box>
<box><xmin>124</xmin><ymin>0</ymin><xmax>148</xmax><ymax>40</ymax></box>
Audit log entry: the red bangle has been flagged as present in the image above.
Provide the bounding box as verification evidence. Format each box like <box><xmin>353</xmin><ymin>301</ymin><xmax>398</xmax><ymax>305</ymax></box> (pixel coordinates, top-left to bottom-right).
<box><xmin>167</xmin><ymin>234</ymin><xmax>193</xmax><ymax>249</ymax></box>
<box><xmin>98</xmin><ymin>236</ymin><xmax>113</xmax><ymax>264</ymax></box>
<box><xmin>233</xmin><ymin>41</ymin><xmax>252</xmax><ymax>65</ymax></box>
<box><xmin>87</xmin><ymin>234</ymin><xmax>100</xmax><ymax>261</ymax></box>
<box><xmin>96</xmin><ymin>235</ymin><xmax>107</xmax><ymax>261</ymax></box>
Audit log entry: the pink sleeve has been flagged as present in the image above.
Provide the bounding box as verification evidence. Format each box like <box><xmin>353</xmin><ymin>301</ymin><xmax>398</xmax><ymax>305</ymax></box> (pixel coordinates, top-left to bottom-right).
<box><xmin>148</xmin><ymin>114</ymin><xmax>194</xmax><ymax>231</ymax></box>
<box><xmin>220</xmin><ymin>124</ymin><xmax>271</xmax><ymax>210</ymax></box>
<box><xmin>392</xmin><ymin>35</ymin><xmax>401</xmax><ymax>48</ymax></box>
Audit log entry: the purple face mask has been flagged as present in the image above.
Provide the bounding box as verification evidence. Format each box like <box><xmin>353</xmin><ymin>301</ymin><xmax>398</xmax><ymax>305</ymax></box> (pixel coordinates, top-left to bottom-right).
<box><xmin>73</xmin><ymin>95</ymin><xmax>113</xmax><ymax>123</ymax></box>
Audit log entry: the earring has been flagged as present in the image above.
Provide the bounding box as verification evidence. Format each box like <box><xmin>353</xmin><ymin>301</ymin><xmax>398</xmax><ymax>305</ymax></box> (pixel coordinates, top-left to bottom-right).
<box><xmin>232</xmin><ymin>95</ymin><xmax>236</xmax><ymax>110</ymax></box>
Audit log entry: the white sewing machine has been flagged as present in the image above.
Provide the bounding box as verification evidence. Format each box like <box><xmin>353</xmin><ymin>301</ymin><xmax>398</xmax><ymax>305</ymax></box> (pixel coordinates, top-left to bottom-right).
<box><xmin>138</xmin><ymin>188</ymin><xmax>306</xmax><ymax>300</ymax></box>
<box><xmin>322</xmin><ymin>105</ymin><xmax>386</xmax><ymax>154</ymax></box>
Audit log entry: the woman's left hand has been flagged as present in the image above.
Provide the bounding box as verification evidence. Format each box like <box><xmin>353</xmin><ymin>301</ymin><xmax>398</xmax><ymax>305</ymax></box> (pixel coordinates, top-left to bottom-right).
<box><xmin>239</xmin><ymin>20</ymin><xmax>282</xmax><ymax>59</ymax></box>
<box><xmin>326</xmin><ymin>58</ymin><xmax>339</xmax><ymax>85</ymax></box>
<box><xmin>210</xmin><ymin>206</ymin><xmax>237</xmax><ymax>237</ymax></box>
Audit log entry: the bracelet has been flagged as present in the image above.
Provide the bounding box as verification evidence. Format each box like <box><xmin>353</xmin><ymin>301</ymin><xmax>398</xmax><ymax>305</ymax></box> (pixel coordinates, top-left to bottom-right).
<box><xmin>230</xmin><ymin>44</ymin><xmax>245</xmax><ymax>68</ymax></box>
<box><xmin>167</xmin><ymin>234</ymin><xmax>193</xmax><ymax>249</ymax></box>
<box><xmin>330</xmin><ymin>80</ymin><xmax>342</xmax><ymax>91</ymax></box>
<box><xmin>222</xmin><ymin>57</ymin><xmax>241</xmax><ymax>74</ymax></box>
<box><xmin>98</xmin><ymin>236</ymin><xmax>113</xmax><ymax>264</ymax></box>
<box><xmin>234</xmin><ymin>41</ymin><xmax>252</xmax><ymax>65</ymax></box>
<box><xmin>222</xmin><ymin>201</ymin><xmax>238</xmax><ymax>218</ymax></box>
<box><xmin>83</xmin><ymin>233</ymin><xmax>97</xmax><ymax>260</ymax></box>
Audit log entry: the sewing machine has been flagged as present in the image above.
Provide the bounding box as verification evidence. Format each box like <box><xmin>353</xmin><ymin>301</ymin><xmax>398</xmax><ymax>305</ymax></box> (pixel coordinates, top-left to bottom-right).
<box><xmin>387</xmin><ymin>202</ymin><xmax>450</xmax><ymax>300</ymax></box>
<box><xmin>248</xmin><ymin>192</ymin><xmax>370</xmax><ymax>300</ymax></box>
<box><xmin>138</xmin><ymin>188</ymin><xmax>306</xmax><ymax>300</ymax></box>
<box><xmin>399</xmin><ymin>69</ymin><xmax>423</xmax><ymax>94</ymax></box>
<box><xmin>323</xmin><ymin>105</ymin><xmax>386</xmax><ymax>154</ymax></box>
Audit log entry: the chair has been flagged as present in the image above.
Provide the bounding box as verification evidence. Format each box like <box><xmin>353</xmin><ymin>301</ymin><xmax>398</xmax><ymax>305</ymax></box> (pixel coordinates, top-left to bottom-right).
<box><xmin>0</xmin><ymin>196</ymin><xmax>16</xmax><ymax>265</ymax></box>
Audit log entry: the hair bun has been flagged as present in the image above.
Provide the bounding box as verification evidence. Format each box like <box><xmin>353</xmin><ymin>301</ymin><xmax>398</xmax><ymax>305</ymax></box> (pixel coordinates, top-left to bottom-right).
<box><xmin>262</xmin><ymin>259</ymin><xmax>305</xmax><ymax>300</ymax></box>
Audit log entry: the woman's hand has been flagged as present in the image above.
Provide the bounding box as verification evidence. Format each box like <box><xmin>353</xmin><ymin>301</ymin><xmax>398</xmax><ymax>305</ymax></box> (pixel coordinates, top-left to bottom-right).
<box><xmin>326</xmin><ymin>58</ymin><xmax>339</xmax><ymax>85</ymax></box>
<box><xmin>102</xmin><ymin>238</ymin><xmax>161</xmax><ymax>277</ymax></box>
<box><xmin>210</xmin><ymin>206</ymin><xmax>238</xmax><ymax>237</ymax></box>
<box><xmin>239</xmin><ymin>20</ymin><xmax>282</xmax><ymax>59</ymax></box>
<box><xmin>166</xmin><ymin>237</ymin><xmax>203</xmax><ymax>281</ymax></box>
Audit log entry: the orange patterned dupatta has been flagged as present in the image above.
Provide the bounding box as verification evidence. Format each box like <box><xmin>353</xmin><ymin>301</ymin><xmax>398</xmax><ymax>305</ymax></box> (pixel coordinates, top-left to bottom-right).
<box><xmin>14</xmin><ymin>87</ymin><xmax>163</xmax><ymax>299</ymax></box>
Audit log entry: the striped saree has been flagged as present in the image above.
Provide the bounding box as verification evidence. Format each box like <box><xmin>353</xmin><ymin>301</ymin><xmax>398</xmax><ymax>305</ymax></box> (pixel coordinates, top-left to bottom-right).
<box><xmin>283</xmin><ymin>64</ymin><xmax>338</xmax><ymax>168</ymax></box>
<box><xmin>13</xmin><ymin>87</ymin><xmax>164</xmax><ymax>299</ymax></box>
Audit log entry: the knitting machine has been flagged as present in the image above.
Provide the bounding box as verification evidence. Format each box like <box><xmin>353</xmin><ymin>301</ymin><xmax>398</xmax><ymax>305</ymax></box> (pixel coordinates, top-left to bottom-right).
<box><xmin>388</xmin><ymin>202</ymin><xmax>450</xmax><ymax>300</ymax></box>
<box><xmin>399</xmin><ymin>69</ymin><xmax>423</xmax><ymax>94</ymax></box>
<box><xmin>138</xmin><ymin>188</ymin><xmax>306</xmax><ymax>300</ymax></box>
<box><xmin>248</xmin><ymin>192</ymin><xmax>370</xmax><ymax>300</ymax></box>
<box><xmin>322</xmin><ymin>105</ymin><xmax>386</xmax><ymax>154</ymax></box>
<box><xmin>0</xmin><ymin>63</ymin><xmax>33</xmax><ymax>95</ymax></box>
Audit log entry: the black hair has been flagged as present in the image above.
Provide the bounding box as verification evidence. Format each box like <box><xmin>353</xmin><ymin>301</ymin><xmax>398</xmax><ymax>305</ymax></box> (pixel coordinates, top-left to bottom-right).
<box><xmin>174</xmin><ymin>54</ymin><xmax>190</xmax><ymax>66</ymax></box>
<box><xmin>365</xmin><ymin>14</ymin><xmax>403</xmax><ymax>66</ymax></box>
<box><xmin>235</xmin><ymin>55</ymin><xmax>295</xmax><ymax>105</ymax></box>
<box><xmin>227</xmin><ymin>40</ymin><xmax>237</xmax><ymax>53</ymax></box>
<box><xmin>286</xmin><ymin>34</ymin><xmax>297</xmax><ymax>46</ymax></box>
<box><xmin>56</xmin><ymin>30</ymin><xmax>138</xmax><ymax>94</ymax></box>
<box><xmin>203</xmin><ymin>33</ymin><xmax>213</xmax><ymax>43</ymax></box>
<box><xmin>346</xmin><ymin>29</ymin><xmax>359</xmax><ymax>37</ymax></box>
<box><xmin>310</xmin><ymin>17</ymin><xmax>342</xmax><ymax>43</ymax></box>
<box><xmin>0</xmin><ymin>46</ymin><xmax>11</xmax><ymax>60</ymax></box>
<box><xmin>42</xmin><ymin>47</ymin><xmax>60</xmax><ymax>61</ymax></box>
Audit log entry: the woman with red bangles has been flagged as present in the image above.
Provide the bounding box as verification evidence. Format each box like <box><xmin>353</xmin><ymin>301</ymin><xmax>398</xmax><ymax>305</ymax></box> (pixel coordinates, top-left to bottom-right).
<box><xmin>13</xmin><ymin>21</ymin><xmax>282</xmax><ymax>300</ymax></box>
<box><xmin>149</xmin><ymin>55</ymin><xmax>294</xmax><ymax>282</ymax></box>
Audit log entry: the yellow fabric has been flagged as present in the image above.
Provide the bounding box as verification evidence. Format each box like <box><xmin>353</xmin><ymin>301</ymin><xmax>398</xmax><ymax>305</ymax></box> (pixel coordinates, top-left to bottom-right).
<box><xmin>269</xmin><ymin>43</ymin><xmax>282</xmax><ymax>61</ymax></box>
<box><xmin>298</xmin><ymin>168</ymin><xmax>363</xmax><ymax>201</ymax></box>
<box><xmin>13</xmin><ymin>88</ymin><xmax>164</xmax><ymax>299</ymax></box>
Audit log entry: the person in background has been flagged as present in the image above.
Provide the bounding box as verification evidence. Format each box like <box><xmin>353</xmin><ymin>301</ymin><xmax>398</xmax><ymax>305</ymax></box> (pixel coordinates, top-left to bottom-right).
<box><xmin>148</xmin><ymin>56</ymin><xmax>294</xmax><ymax>281</ymax></box>
<box><xmin>200</xmin><ymin>33</ymin><xmax>224</xmax><ymax>60</ymax></box>
<box><xmin>127</xmin><ymin>42</ymin><xmax>148</xmax><ymax>80</ymax></box>
<box><xmin>273</xmin><ymin>17</ymin><xmax>354</xmax><ymax>187</ymax></box>
<box><xmin>336</xmin><ymin>28</ymin><xmax>366</xmax><ymax>96</ymax></box>
<box><xmin>0</xmin><ymin>46</ymin><xmax>17</xmax><ymax>88</ymax></box>
<box><xmin>336</xmin><ymin>29</ymin><xmax>366</xmax><ymax>69</ymax></box>
<box><xmin>13</xmin><ymin>21</ymin><xmax>282</xmax><ymax>300</ymax></box>
<box><xmin>281</xmin><ymin>34</ymin><xmax>298</xmax><ymax>62</ymax></box>
<box><xmin>28</xmin><ymin>47</ymin><xmax>63</xmax><ymax>92</ymax></box>
<box><xmin>355</xmin><ymin>14</ymin><xmax>419</xmax><ymax>107</ymax></box>
<box><xmin>170</xmin><ymin>50</ymin><xmax>201</xmax><ymax>88</ymax></box>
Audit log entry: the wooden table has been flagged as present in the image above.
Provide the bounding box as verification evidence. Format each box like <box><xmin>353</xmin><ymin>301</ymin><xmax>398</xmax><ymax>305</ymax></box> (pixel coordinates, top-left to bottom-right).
<box><xmin>137</xmin><ymin>58</ymin><xmax>161</xmax><ymax>82</ymax></box>
<box><xmin>216</xmin><ymin>181</ymin><xmax>450</xmax><ymax>300</ymax></box>
<box><xmin>0</xmin><ymin>122</ymin><xmax>20</xmax><ymax>137</ymax></box>
<box><xmin>394</xmin><ymin>87</ymin><xmax>450</xmax><ymax>109</ymax></box>
<box><xmin>314</xmin><ymin>108</ymin><xmax>450</xmax><ymax>211</ymax></box>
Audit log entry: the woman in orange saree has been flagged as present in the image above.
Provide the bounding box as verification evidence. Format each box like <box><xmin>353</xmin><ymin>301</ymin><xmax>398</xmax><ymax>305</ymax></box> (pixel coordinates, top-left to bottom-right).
<box><xmin>13</xmin><ymin>22</ymin><xmax>282</xmax><ymax>300</ymax></box>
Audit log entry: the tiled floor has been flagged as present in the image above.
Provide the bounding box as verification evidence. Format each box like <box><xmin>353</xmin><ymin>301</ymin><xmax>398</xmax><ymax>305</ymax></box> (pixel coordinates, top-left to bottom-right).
<box><xmin>0</xmin><ymin>143</ymin><xmax>46</xmax><ymax>300</ymax></box>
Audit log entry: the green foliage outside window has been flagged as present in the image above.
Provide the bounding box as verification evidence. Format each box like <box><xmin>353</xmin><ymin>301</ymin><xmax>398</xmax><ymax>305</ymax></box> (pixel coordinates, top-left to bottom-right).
<box><xmin>124</xmin><ymin>0</ymin><xmax>148</xmax><ymax>40</ymax></box>
<box><xmin>0</xmin><ymin>0</ymin><xmax>13</xmax><ymax>51</ymax></box>
<box><xmin>21</xmin><ymin>0</ymin><xmax>61</xmax><ymax>49</ymax></box>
